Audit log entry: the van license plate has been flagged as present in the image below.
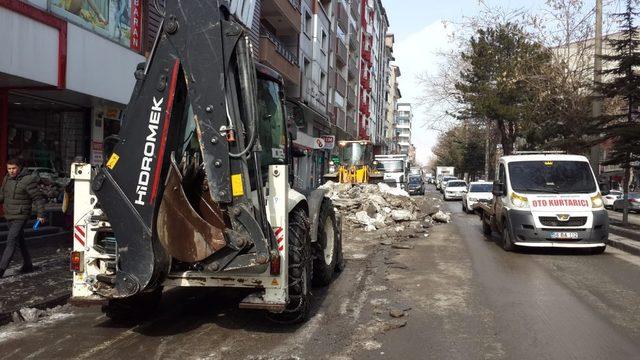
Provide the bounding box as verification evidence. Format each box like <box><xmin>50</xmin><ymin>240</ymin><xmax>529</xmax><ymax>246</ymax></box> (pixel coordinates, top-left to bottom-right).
<box><xmin>550</xmin><ymin>232</ymin><xmax>579</xmax><ymax>239</ymax></box>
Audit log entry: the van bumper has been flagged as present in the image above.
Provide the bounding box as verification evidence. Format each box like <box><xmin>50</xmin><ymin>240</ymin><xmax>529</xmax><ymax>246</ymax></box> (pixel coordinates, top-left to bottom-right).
<box><xmin>506</xmin><ymin>209</ymin><xmax>608</xmax><ymax>248</ymax></box>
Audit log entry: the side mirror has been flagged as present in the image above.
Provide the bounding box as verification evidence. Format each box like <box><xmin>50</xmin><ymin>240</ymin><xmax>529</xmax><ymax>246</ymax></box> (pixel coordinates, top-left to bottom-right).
<box><xmin>599</xmin><ymin>183</ymin><xmax>610</xmax><ymax>196</ymax></box>
<box><xmin>287</xmin><ymin>117</ymin><xmax>298</xmax><ymax>141</ymax></box>
<box><xmin>492</xmin><ymin>181</ymin><xmax>505</xmax><ymax>197</ymax></box>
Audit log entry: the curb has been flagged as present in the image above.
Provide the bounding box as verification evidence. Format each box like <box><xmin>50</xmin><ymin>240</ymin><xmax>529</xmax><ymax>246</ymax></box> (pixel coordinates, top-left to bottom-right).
<box><xmin>609</xmin><ymin>225</ymin><xmax>640</xmax><ymax>242</ymax></box>
<box><xmin>606</xmin><ymin>234</ymin><xmax>640</xmax><ymax>257</ymax></box>
<box><xmin>0</xmin><ymin>292</ymin><xmax>71</xmax><ymax>327</ymax></box>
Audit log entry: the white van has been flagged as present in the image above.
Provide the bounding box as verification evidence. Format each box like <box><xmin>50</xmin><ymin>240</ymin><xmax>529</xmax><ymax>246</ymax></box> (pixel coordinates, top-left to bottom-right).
<box><xmin>484</xmin><ymin>153</ymin><xmax>608</xmax><ymax>252</ymax></box>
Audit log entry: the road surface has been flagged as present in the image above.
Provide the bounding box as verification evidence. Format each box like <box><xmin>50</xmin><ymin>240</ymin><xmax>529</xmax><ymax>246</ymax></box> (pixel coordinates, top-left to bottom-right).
<box><xmin>1</xmin><ymin>187</ymin><xmax>639</xmax><ymax>359</ymax></box>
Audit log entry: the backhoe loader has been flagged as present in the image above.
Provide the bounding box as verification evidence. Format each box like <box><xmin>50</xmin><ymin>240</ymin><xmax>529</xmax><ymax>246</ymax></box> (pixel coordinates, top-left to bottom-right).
<box><xmin>68</xmin><ymin>1</ymin><xmax>342</xmax><ymax>323</ymax></box>
<box><xmin>323</xmin><ymin>140</ymin><xmax>383</xmax><ymax>184</ymax></box>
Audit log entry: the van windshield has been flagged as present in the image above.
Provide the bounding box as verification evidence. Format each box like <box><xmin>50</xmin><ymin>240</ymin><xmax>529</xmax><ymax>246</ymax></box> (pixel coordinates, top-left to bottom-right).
<box><xmin>508</xmin><ymin>161</ymin><xmax>597</xmax><ymax>194</ymax></box>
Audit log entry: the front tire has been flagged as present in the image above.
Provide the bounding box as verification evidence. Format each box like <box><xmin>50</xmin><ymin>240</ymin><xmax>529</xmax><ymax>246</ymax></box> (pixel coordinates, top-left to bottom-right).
<box><xmin>501</xmin><ymin>222</ymin><xmax>515</xmax><ymax>251</ymax></box>
<box><xmin>313</xmin><ymin>200</ymin><xmax>340</xmax><ymax>286</ymax></box>
<box><xmin>271</xmin><ymin>207</ymin><xmax>312</xmax><ymax>323</ymax></box>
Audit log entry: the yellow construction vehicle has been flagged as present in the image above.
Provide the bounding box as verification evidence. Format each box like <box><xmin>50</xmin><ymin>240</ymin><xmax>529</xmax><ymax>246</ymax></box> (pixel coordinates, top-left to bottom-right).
<box><xmin>324</xmin><ymin>140</ymin><xmax>383</xmax><ymax>184</ymax></box>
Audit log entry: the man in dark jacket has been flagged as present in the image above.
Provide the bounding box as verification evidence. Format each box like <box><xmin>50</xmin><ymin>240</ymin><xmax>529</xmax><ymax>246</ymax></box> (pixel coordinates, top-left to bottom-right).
<box><xmin>0</xmin><ymin>158</ymin><xmax>46</xmax><ymax>277</ymax></box>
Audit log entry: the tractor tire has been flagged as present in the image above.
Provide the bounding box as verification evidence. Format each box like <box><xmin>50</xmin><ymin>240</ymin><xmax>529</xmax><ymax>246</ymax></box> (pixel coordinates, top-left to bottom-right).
<box><xmin>103</xmin><ymin>287</ymin><xmax>162</xmax><ymax>322</ymax></box>
<box><xmin>313</xmin><ymin>200</ymin><xmax>339</xmax><ymax>286</ymax></box>
<box><xmin>271</xmin><ymin>207</ymin><xmax>312</xmax><ymax>324</ymax></box>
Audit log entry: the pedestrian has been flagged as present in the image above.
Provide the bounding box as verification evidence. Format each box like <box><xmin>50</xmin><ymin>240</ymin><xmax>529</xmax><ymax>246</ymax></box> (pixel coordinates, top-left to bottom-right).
<box><xmin>0</xmin><ymin>158</ymin><xmax>46</xmax><ymax>278</ymax></box>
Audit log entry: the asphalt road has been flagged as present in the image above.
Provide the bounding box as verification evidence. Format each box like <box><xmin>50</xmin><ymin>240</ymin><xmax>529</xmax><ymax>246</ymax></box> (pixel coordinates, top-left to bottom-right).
<box><xmin>1</xmin><ymin>187</ymin><xmax>640</xmax><ymax>359</ymax></box>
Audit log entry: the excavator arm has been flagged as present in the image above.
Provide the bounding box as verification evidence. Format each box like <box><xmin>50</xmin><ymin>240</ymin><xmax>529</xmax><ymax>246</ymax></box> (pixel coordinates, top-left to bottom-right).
<box><xmin>92</xmin><ymin>1</ymin><xmax>273</xmax><ymax>298</ymax></box>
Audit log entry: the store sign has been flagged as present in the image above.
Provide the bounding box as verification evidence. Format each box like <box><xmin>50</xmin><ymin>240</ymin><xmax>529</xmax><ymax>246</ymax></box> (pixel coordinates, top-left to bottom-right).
<box><xmin>49</xmin><ymin>0</ymin><xmax>143</xmax><ymax>52</ymax></box>
<box><xmin>313</xmin><ymin>138</ymin><xmax>326</xmax><ymax>149</ymax></box>
<box><xmin>130</xmin><ymin>0</ymin><xmax>142</xmax><ymax>51</ymax></box>
<box><xmin>321</xmin><ymin>135</ymin><xmax>336</xmax><ymax>150</ymax></box>
<box><xmin>91</xmin><ymin>141</ymin><xmax>104</xmax><ymax>166</ymax></box>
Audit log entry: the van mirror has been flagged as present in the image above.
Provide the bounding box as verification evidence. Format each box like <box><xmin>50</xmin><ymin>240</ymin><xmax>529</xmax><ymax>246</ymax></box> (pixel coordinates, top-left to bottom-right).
<box><xmin>492</xmin><ymin>181</ymin><xmax>505</xmax><ymax>197</ymax></box>
<box><xmin>599</xmin><ymin>183</ymin><xmax>610</xmax><ymax>196</ymax></box>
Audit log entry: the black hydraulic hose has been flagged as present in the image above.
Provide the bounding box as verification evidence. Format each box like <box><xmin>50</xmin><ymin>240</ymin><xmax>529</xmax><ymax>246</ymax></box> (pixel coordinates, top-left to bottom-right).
<box><xmin>229</xmin><ymin>36</ymin><xmax>258</xmax><ymax>159</ymax></box>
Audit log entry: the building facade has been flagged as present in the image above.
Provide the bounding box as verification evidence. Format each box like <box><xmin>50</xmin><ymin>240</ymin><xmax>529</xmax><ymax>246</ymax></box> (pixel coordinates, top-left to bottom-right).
<box><xmin>396</xmin><ymin>103</ymin><xmax>413</xmax><ymax>155</ymax></box>
<box><xmin>0</xmin><ymin>0</ymin><xmax>151</xmax><ymax>184</ymax></box>
<box><xmin>384</xmin><ymin>64</ymin><xmax>401</xmax><ymax>154</ymax></box>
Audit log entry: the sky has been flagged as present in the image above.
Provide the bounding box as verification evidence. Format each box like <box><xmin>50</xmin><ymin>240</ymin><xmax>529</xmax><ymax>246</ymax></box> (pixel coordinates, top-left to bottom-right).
<box><xmin>382</xmin><ymin>0</ymin><xmax>574</xmax><ymax>165</ymax></box>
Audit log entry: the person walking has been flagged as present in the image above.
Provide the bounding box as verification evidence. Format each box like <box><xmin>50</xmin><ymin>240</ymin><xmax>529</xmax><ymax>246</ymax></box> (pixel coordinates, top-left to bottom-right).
<box><xmin>0</xmin><ymin>158</ymin><xmax>46</xmax><ymax>277</ymax></box>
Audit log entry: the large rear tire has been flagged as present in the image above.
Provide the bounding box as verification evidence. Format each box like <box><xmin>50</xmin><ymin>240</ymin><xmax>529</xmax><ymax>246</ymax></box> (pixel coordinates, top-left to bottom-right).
<box><xmin>271</xmin><ymin>207</ymin><xmax>312</xmax><ymax>323</ymax></box>
<box><xmin>313</xmin><ymin>200</ymin><xmax>339</xmax><ymax>286</ymax></box>
<box><xmin>103</xmin><ymin>287</ymin><xmax>162</xmax><ymax>322</ymax></box>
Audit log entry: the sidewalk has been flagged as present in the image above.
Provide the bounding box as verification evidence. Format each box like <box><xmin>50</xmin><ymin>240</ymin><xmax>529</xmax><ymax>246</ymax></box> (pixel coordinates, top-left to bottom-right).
<box><xmin>0</xmin><ymin>232</ymin><xmax>72</xmax><ymax>325</ymax></box>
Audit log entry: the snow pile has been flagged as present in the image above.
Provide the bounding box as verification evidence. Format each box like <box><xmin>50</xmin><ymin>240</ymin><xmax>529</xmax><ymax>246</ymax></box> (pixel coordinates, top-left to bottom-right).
<box><xmin>320</xmin><ymin>181</ymin><xmax>448</xmax><ymax>231</ymax></box>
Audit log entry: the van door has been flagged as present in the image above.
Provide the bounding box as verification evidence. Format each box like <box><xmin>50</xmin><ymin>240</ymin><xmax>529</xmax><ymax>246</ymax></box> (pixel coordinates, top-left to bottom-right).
<box><xmin>494</xmin><ymin>163</ymin><xmax>507</xmax><ymax>230</ymax></box>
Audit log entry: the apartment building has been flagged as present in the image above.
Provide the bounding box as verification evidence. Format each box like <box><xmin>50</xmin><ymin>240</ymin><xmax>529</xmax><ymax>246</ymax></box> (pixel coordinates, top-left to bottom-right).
<box><xmin>396</xmin><ymin>103</ymin><xmax>413</xmax><ymax>155</ymax></box>
<box><xmin>357</xmin><ymin>0</ymin><xmax>389</xmax><ymax>148</ymax></box>
<box><xmin>384</xmin><ymin>63</ymin><xmax>401</xmax><ymax>154</ymax></box>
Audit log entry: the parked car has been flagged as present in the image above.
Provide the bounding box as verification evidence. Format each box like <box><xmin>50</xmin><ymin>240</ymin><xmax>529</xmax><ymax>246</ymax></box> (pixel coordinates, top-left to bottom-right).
<box><xmin>603</xmin><ymin>190</ymin><xmax>622</xmax><ymax>209</ymax></box>
<box><xmin>612</xmin><ymin>193</ymin><xmax>640</xmax><ymax>213</ymax></box>
<box><xmin>438</xmin><ymin>176</ymin><xmax>458</xmax><ymax>192</ymax></box>
<box><xmin>462</xmin><ymin>181</ymin><xmax>493</xmax><ymax>213</ymax></box>
<box><xmin>443</xmin><ymin>180</ymin><xmax>467</xmax><ymax>201</ymax></box>
<box><xmin>407</xmin><ymin>175</ymin><xmax>425</xmax><ymax>195</ymax></box>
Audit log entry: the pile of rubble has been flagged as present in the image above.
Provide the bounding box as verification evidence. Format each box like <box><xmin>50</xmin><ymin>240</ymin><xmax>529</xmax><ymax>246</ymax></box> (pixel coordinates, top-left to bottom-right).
<box><xmin>319</xmin><ymin>181</ymin><xmax>451</xmax><ymax>233</ymax></box>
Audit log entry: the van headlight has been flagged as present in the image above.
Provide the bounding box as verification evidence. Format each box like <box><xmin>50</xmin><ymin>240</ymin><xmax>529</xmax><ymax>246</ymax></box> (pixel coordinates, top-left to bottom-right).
<box><xmin>510</xmin><ymin>193</ymin><xmax>529</xmax><ymax>209</ymax></box>
<box><xmin>592</xmin><ymin>194</ymin><xmax>604</xmax><ymax>209</ymax></box>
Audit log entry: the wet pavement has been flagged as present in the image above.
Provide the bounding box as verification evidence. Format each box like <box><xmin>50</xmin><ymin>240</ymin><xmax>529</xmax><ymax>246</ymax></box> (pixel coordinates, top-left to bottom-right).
<box><xmin>1</xmin><ymin>187</ymin><xmax>640</xmax><ymax>359</ymax></box>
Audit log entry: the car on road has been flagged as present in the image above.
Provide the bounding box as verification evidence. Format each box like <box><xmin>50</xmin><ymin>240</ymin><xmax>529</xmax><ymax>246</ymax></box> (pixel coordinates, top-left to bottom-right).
<box><xmin>603</xmin><ymin>190</ymin><xmax>622</xmax><ymax>209</ymax></box>
<box><xmin>462</xmin><ymin>181</ymin><xmax>493</xmax><ymax>213</ymax></box>
<box><xmin>443</xmin><ymin>180</ymin><xmax>467</xmax><ymax>201</ymax></box>
<box><xmin>612</xmin><ymin>193</ymin><xmax>640</xmax><ymax>213</ymax></box>
<box><xmin>438</xmin><ymin>176</ymin><xmax>458</xmax><ymax>192</ymax></box>
<box><xmin>407</xmin><ymin>175</ymin><xmax>425</xmax><ymax>195</ymax></box>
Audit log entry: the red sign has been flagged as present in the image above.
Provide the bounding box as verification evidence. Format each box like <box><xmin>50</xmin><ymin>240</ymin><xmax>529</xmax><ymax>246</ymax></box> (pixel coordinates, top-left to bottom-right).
<box><xmin>130</xmin><ymin>0</ymin><xmax>142</xmax><ymax>52</ymax></box>
<box><xmin>531</xmin><ymin>199</ymin><xmax>589</xmax><ymax>208</ymax></box>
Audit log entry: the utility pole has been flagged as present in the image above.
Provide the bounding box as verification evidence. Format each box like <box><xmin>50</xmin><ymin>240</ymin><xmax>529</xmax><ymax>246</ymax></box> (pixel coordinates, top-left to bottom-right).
<box><xmin>591</xmin><ymin>0</ymin><xmax>603</xmax><ymax>177</ymax></box>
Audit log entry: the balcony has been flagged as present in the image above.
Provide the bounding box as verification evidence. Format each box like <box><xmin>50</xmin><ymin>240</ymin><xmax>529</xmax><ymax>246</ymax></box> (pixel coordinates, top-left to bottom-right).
<box><xmin>336</xmin><ymin>38</ymin><xmax>348</xmax><ymax>66</ymax></box>
<box><xmin>336</xmin><ymin>73</ymin><xmax>347</xmax><ymax>97</ymax></box>
<box><xmin>346</xmin><ymin>114</ymin><xmax>357</xmax><ymax>138</ymax></box>
<box><xmin>349</xmin><ymin>24</ymin><xmax>359</xmax><ymax>50</ymax></box>
<box><xmin>350</xmin><ymin>0</ymin><xmax>360</xmax><ymax>19</ymax></box>
<box><xmin>360</xmin><ymin>73</ymin><xmax>370</xmax><ymax>90</ymax></box>
<box><xmin>259</xmin><ymin>27</ymin><xmax>300</xmax><ymax>86</ymax></box>
<box><xmin>347</xmin><ymin>84</ymin><xmax>357</xmax><ymax>107</ymax></box>
<box><xmin>261</xmin><ymin>0</ymin><xmax>302</xmax><ymax>34</ymax></box>
<box><xmin>348</xmin><ymin>56</ymin><xmax>358</xmax><ymax>79</ymax></box>
<box><xmin>361</xmin><ymin>49</ymin><xmax>371</xmax><ymax>65</ymax></box>
<box><xmin>337</xmin><ymin>1</ymin><xmax>349</xmax><ymax>32</ymax></box>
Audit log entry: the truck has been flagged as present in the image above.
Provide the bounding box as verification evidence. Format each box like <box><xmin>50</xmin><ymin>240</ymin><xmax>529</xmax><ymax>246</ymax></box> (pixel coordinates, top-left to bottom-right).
<box><xmin>475</xmin><ymin>153</ymin><xmax>608</xmax><ymax>253</ymax></box>
<box><xmin>374</xmin><ymin>154</ymin><xmax>407</xmax><ymax>189</ymax></box>
<box><xmin>68</xmin><ymin>1</ymin><xmax>343</xmax><ymax>324</ymax></box>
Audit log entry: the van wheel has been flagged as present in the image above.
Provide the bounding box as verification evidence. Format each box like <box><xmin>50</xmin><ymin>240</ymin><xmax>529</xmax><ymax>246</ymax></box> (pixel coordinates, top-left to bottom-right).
<box><xmin>103</xmin><ymin>287</ymin><xmax>162</xmax><ymax>322</ymax></box>
<box><xmin>501</xmin><ymin>222</ymin><xmax>515</xmax><ymax>251</ymax></box>
<box><xmin>270</xmin><ymin>207</ymin><xmax>312</xmax><ymax>323</ymax></box>
<box><xmin>313</xmin><ymin>200</ymin><xmax>339</xmax><ymax>286</ymax></box>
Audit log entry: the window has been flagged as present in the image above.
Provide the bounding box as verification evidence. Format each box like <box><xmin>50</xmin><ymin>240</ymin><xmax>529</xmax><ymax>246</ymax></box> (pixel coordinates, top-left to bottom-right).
<box><xmin>507</xmin><ymin>161</ymin><xmax>597</xmax><ymax>194</ymax></box>
<box><xmin>304</xmin><ymin>11</ymin><xmax>312</xmax><ymax>36</ymax></box>
<box><xmin>320</xmin><ymin>71</ymin><xmax>327</xmax><ymax>92</ymax></box>
<box><xmin>321</xmin><ymin>30</ymin><xmax>328</xmax><ymax>50</ymax></box>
